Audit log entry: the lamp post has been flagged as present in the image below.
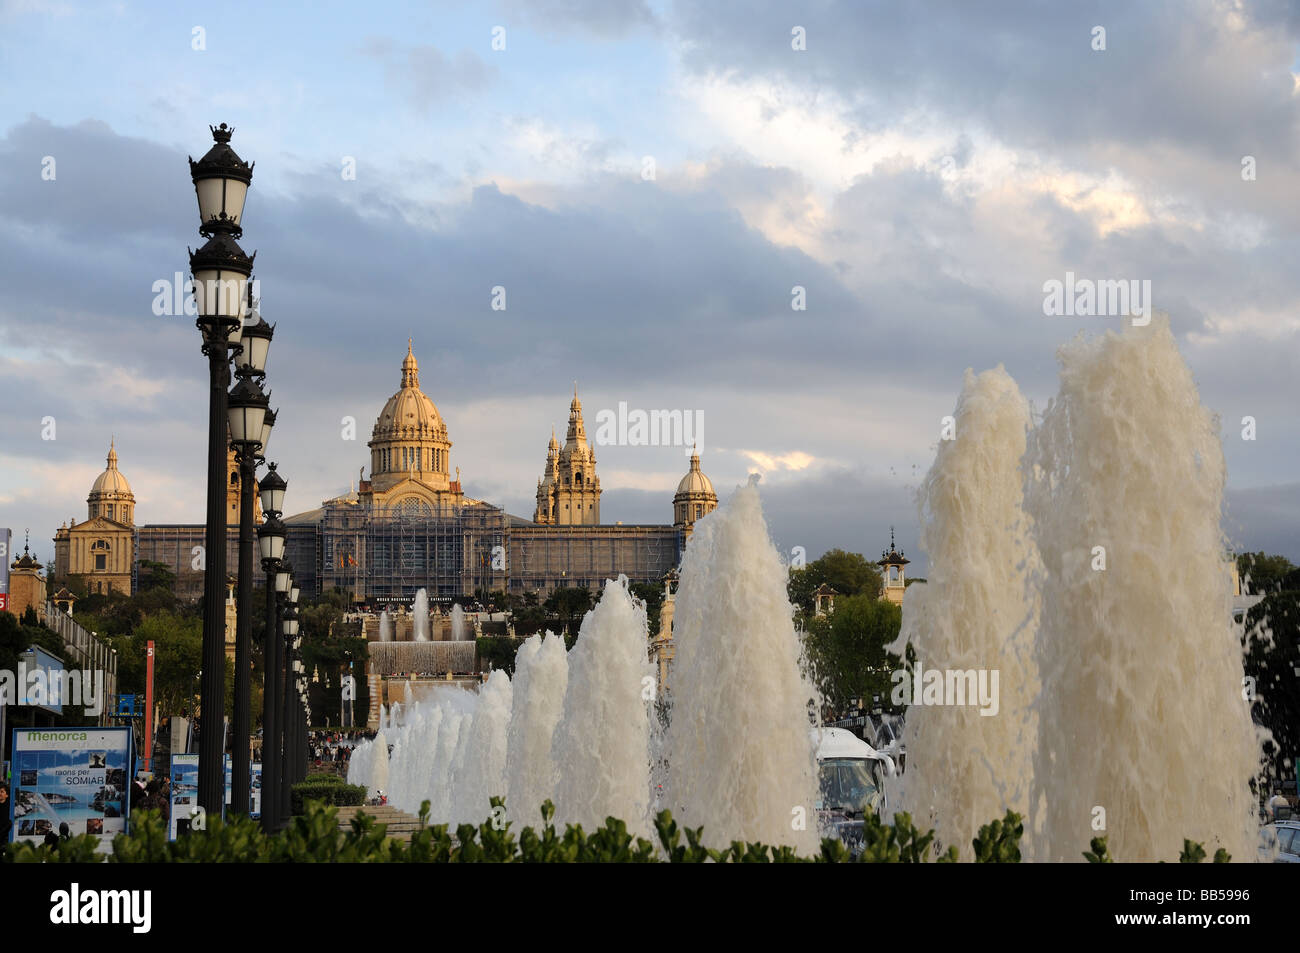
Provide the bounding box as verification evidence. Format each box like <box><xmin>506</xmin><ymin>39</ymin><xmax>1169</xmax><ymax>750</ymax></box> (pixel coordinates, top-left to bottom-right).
<box><xmin>280</xmin><ymin>586</ymin><xmax>300</xmax><ymax>823</ymax></box>
<box><xmin>256</xmin><ymin>469</ymin><xmax>287</xmax><ymax>831</ymax></box>
<box><xmin>296</xmin><ymin>651</ymin><xmax>308</xmax><ymax>785</ymax></box>
<box><xmin>189</xmin><ymin>123</ymin><xmax>254</xmax><ymax>816</ymax></box>
<box><xmin>228</xmin><ymin>299</ymin><xmax>271</xmax><ymax>814</ymax></box>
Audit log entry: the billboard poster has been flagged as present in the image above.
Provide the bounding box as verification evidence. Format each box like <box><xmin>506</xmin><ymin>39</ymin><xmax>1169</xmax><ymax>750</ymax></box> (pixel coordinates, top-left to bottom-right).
<box><xmin>169</xmin><ymin>754</ymin><xmax>232</xmax><ymax>839</ymax></box>
<box><xmin>8</xmin><ymin>726</ymin><xmax>132</xmax><ymax>848</ymax></box>
<box><xmin>0</xmin><ymin>527</ymin><xmax>10</xmax><ymax>613</ymax></box>
<box><xmin>169</xmin><ymin>754</ymin><xmax>197</xmax><ymax>839</ymax></box>
<box><xmin>17</xmin><ymin>645</ymin><xmax>65</xmax><ymax>716</ymax></box>
<box><xmin>250</xmin><ymin>761</ymin><xmax>262</xmax><ymax>818</ymax></box>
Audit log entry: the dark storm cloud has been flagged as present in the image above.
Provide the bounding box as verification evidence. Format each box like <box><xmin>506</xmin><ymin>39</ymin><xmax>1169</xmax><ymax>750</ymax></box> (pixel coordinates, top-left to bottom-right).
<box><xmin>1225</xmin><ymin>484</ymin><xmax>1300</xmax><ymax>562</ymax></box>
<box><xmin>2</xmin><ymin>97</ymin><xmax>1297</xmax><ymax>566</ymax></box>
<box><xmin>670</xmin><ymin>0</ymin><xmax>1300</xmax><ymax>164</ymax></box>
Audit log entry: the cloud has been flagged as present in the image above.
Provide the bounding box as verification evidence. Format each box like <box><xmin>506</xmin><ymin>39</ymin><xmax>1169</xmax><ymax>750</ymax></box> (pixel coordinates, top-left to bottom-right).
<box><xmin>739</xmin><ymin>449</ymin><xmax>816</xmax><ymax>473</ymax></box>
<box><xmin>5</xmin><ymin>0</ymin><xmax>1300</xmax><ymax>582</ymax></box>
<box><xmin>498</xmin><ymin>0</ymin><xmax>658</xmax><ymax>38</ymax></box>
<box><xmin>362</xmin><ymin>38</ymin><xmax>496</xmax><ymax>109</ymax></box>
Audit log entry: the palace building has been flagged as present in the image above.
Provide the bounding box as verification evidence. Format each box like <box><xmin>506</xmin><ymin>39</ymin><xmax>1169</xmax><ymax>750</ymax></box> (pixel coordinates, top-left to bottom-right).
<box><xmin>54</xmin><ymin>441</ymin><xmax>137</xmax><ymax>596</ymax></box>
<box><xmin>71</xmin><ymin>342</ymin><xmax>719</xmax><ymax>605</ymax></box>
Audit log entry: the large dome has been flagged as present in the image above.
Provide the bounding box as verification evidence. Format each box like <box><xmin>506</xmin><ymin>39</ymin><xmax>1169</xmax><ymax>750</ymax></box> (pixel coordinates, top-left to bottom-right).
<box><xmin>676</xmin><ymin>451</ymin><xmax>715</xmax><ymax>497</ymax></box>
<box><xmin>372</xmin><ymin>343</ymin><xmax>446</xmax><ymax>441</ymax></box>
<box><xmin>90</xmin><ymin>441</ymin><xmax>133</xmax><ymax>499</ymax></box>
<box><xmin>367</xmin><ymin>342</ymin><xmax>455</xmax><ymax>495</ymax></box>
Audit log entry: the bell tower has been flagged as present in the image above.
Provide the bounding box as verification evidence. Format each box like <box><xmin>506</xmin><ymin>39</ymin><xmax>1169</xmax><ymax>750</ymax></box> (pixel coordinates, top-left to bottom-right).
<box><xmin>879</xmin><ymin>527</ymin><xmax>909</xmax><ymax>606</ymax></box>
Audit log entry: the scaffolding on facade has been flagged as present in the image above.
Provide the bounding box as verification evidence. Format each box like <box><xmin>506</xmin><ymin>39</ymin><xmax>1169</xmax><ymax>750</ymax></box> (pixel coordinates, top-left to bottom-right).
<box><xmin>507</xmin><ymin>523</ymin><xmax>681</xmax><ymax>596</ymax></box>
<box><xmin>313</xmin><ymin>499</ymin><xmax>509</xmax><ymax>605</ymax></box>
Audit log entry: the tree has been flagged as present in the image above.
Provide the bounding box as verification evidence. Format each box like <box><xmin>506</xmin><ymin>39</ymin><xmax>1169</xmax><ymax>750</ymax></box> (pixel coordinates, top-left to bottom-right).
<box><xmin>789</xmin><ymin>549</ymin><xmax>883</xmax><ymax>617</ymax></box>
<box><xmin>137</xmin><ymin>560</ymin><xmax>177</xmax><ymax>594</ymax></box>
<box><xmin>1238</xmin><ymin>552</ymin><xmax>1298</xmax><ymax>595</ymax></box>
<box><xmin>545</xmin><ymin>586</ymin><xmax>594</xmax><ymax>637</ymax></box>
<box><xmin>477</xmin><ymin>637</ymin><xmax>523</xmax><ymax>675</ymax></box>
<box><xmin>800</xmin><ymin>594</ymin><xmax>903</xmax><ymax>715</ymax></box>
<box><xmin>511</xmin><ymin>604</ymin><xmax>547</xmax><ymax>639</ymax></box>
<box><xmin>0</xmin><ymin>610</ymin><xmax>90</xmax><ymax>726</ymax></box>
<box><xmin>1244</xmin><ymin>589</ymin><xmax>1300</xmax><ymax>787</ymax></box>
<box><xmin>628</xmin><ymin>582</ymin><xmax>664</xmax><ymax>638</ymax></box>
<box><xmin>299</xmin><ymin>589</ymin><xmax>367</xmax><ymax>725</ymax></box>
<box><xmin>0</xmin><ymin>610</ymin><xmax>68</xmax><ymax>676</ymax></box>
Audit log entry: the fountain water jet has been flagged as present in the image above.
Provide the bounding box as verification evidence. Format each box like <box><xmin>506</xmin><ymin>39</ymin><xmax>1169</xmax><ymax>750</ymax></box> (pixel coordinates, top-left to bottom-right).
<box><xmin>666</xmin><ymin>479</ymin><xmax>820</xmax><ymax>853</ymax></box>
<box><xmin>506</xmin><ymin>632</ymin><xmax>569</xmax><ymax>827</ymax></box>
<box><xmin>450</xmin><ymin>670</ymin><xmax>513</xmax><ymax>824</ymax></box>
<box><xmin>379</xmin><ymin>610</ymin><xmax>392</xmax><ymax>642</ymax></box>
<box><xmin>552</xmin><ymin>576</ymin><xmax>654</xmax><ymax>837</ymax></box>
<box><xmin>413</xmin><ymin>589</ymin><xmax>430</xmax><ymax>641</ymax></box>
<box><xmin>451</xmin><ymin>603</ymin><xmax>468</xmax><ymax>641</ymax></box>
<box><xmin>1025</xmin><ymin>318</ymin><xmax>1260</xmax><ymax>861</ymax></box>
<box><xmin>370</xmin><ymin>731</ymin><xmax>389</xmax><ymax>799</ymax></box>
<box><xmin>889</xmin><ymin>366</ymin><xmax>1040</xmax><ymax>856</ymax></box>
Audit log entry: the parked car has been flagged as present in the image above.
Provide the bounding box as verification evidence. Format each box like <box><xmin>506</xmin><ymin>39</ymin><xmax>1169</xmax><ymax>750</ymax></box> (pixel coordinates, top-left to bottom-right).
<box><xmin>812</xmin><ymin>726</ymin><xmax>895</xmax><ymax>856</ymax></box>
<box><xmin>1258</xmin><ymin>820</ymin><xmax>1300</xmax><ymax>863</ymax></box>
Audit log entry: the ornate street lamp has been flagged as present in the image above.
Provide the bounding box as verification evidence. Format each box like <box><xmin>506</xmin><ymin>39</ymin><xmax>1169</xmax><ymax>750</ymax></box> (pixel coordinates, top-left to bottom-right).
<box><xmin>229</xmin><ymin>371</ymin><xmax>268</xmax><ymax>817</ymax></box>
<box><xmin>229</xmin><ymin>286</ymin><xmax>274</xmax><ymax>810</ymax></box>
<box><xmin>257</xmin><ymin>481</ymin><xmax>287</xmax><ymax>833</ymax></box>
<box><xmin>188</xmin><ymin>123</ymin><xmax>255</xmax><ymax>817</ymax></box>
<box><xmin>189</xmin><ymin>123</ymin><xmax>253</xmax><ymax>234</ymax></box>
<box><xmin>232</xmin><ymin>287</ymin><xmax>279</xmax><ymax>820</ymax></box>
<box><xmin>280</xmin><ymin>590</ymin><xmax>300</xmax><ymax>823</ymax></box>
<box><xmin>259</xmin><ymin>406</ymin><xmax>278</xmax><ymax>458</ymax></box>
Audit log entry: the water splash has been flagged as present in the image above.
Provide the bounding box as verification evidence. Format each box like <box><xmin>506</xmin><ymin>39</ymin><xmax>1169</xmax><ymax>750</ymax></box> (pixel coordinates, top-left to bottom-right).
<box><xmin>450</xmin><ymin>670</ymin><xmax>513</xmax><ymax>825</ymax></box>
<box><xmin>889</xmin><ymin>366</ymin><xmax>1040</xmax><ymax>857</ymax></box>
<box><xmin>1025</xmin><ymin>318</ymin><xmax>1260</xmax><ymax>861</ymax></box>
<box><xmin>553</xmin><ymin>576</ymin><xmax>654</xmax><ymax>837</ymax></box>
<box><xmin>451</xmin><ymin>603</ymin><xmax>468</xmax><ymax>641</ymax></box>
<box><xmin>370</xmin><ymin>730</ymin><xmax>389</xmax><ymax>799</ymax></box>
<box><xmin>379</xmin><ymin>610</ymin><xmax>392</xmax><ymax>643</ymax></box>
<box><xmin>506</xmin><ymin>632</ymin><xmax>570</xmax><ymax>827</ymax></box>
<box><xmin>413</xmin><ymin>589</ymin><xmax>430</xmax><ymax>641</ymax></box>
<box><xmin>666</xmin><ymin>480</ymin><xmax>820</xmax><ymax>853</ymax></box>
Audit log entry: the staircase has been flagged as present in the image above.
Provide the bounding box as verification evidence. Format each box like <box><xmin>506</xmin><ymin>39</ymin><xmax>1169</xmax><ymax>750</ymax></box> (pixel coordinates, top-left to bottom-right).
<box><xmin>334</xmin><ymin>804</ymin><xmax>424</xmax><ymax>842</ymax></box>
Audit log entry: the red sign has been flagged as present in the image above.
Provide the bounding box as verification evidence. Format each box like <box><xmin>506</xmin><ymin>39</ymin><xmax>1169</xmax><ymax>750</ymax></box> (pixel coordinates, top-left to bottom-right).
<box><xmin>0</xmin><ymin>594</ymin><xmax>8</xmax><ymax>612</ymax></box>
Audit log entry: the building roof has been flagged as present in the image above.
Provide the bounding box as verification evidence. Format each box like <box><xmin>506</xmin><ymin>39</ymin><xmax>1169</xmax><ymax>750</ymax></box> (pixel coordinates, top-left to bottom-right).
<box><xmin>372</xmin><ymin>342</ymin><xmax>447</xmax><ymax>442</ymax></box>
<box><xmin>675</xmin><ymin>450</ymin><xmax>717</xmax><ymax>499</ymax></box>
<box><xmin>90</xmin><ymin>439</ymin><xmax>134</xmax><ymax>499</ymax></box>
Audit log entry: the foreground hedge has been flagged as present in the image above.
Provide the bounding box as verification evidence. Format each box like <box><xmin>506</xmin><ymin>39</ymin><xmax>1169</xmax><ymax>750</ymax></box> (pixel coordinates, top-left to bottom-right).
<box><xmin>0</xmin><ymin>800</ymin><xmax>1231</xmax><ymax>863</ymax></box>
<box><xmin>290</xmin><ymin>775</ymin><xmax>366</xmax><ymax>815</ymax></box>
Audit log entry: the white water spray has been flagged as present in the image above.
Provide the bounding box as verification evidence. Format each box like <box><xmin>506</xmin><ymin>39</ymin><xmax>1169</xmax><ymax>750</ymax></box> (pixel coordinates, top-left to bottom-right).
<box><xmin>666</xmin><ymin>479</ymin><xmax>820</xmax><ymax>853</ymax></box>
<box><xmin>552</xmin><ymin>576</ymin><xmax>654</xmax><ymax>837</ymax></box>
<box><xmin>506</xmin><ymin>632</ymin><xmax>570</xmax><ymax>826</ymax></box>
<box><xmin>890</xmin><ymin>366</ymin><xmax>1040</xmax><ymax>856</ymax></box>
<box><xmin>413</xmin><ymin>589</ymin><xmax>430</xmax><ymax>641</ymax></box>
<box><xmin>1025</xmin><ymin>318</ymin><xmax>1260</xmax><ymax>861</ymax></box>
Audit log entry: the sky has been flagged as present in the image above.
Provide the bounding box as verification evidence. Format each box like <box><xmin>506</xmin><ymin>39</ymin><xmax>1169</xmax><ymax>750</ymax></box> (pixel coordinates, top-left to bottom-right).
<box><xmin>1</xmin><ymin>0</ymin><xmax>1298</xmax><ymax>575</ymax></box>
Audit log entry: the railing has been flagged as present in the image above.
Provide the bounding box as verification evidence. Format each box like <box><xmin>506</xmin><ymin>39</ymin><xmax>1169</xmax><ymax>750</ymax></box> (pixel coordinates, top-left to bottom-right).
<box><xmin>43</xmin><ymin>602</ymin><xmax>119</xmax><ymax>725</ymax></box>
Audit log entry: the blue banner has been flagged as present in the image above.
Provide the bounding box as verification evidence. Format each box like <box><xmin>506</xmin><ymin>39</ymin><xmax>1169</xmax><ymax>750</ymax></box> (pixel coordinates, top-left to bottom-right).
<box><xmin>8</xmin><ymin>726</ymin><xmax>133</xmax><ymax>850</ymax></box>
<box><xmin>250</xmin><ymin>761</ymin><xmax>262</xmax><ymax>818</ymax></box>
<box><xmin>169</xmin><ymin>754</ymin><xmax>232</xmax><ymax>838</ymax></box>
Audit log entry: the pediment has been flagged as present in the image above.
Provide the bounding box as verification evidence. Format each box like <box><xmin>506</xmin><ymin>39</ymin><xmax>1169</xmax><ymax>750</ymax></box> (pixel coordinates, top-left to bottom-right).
<box><xmin>72</xmin><ymin>516</ymin><xmax>133</xmax><ymax>533</ymax></box>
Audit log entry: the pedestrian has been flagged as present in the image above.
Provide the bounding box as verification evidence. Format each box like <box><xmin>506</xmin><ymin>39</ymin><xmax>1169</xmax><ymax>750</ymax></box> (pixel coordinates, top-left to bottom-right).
<box><xmin>0</xmin><ymin>787</ymin><xmax>10</xmax><ymax>844</ymax></box>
